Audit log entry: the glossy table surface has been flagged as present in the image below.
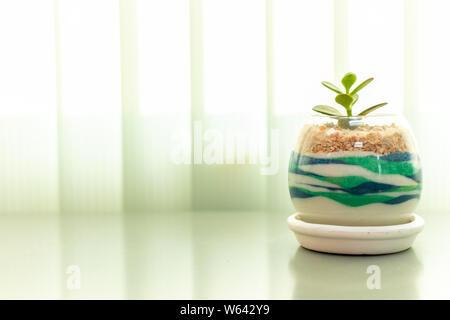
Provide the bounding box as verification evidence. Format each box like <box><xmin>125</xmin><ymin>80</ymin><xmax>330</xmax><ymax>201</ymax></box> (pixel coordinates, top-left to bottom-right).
<box><xmin>0</xmin><ymin>209</ymin><xmax>448</xmax><ymax>299</ymax></box>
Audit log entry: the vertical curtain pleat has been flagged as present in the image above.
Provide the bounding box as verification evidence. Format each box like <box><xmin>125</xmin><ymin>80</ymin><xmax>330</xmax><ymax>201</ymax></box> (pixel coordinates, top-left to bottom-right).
<box><xmin>193</xmin><ymin>0</ymin><xmax>267</xmax><ymax>211</ymax></box>
<box><xmin>348</xmin><ymin>0</ymin><xmax>404</xmax><ymax>114</ymax></box>
<box><xmin>416</xmin><ymin>0</ymin><xmax>450</xmax><ymax>215</ymax></box>
<box><xmin>0</xmin><ymin>0</ymin><xmax>58</xmax><ymax>215</ymax></box>
<box><xmin>56</xmin><ymin>0</ymin><xmax>122</xmax><ymax>215</ymax></box>
<box><xmin>121</xmin><ymin>0</ymin><xmax>192</xmax><ymax>213</ymax></box>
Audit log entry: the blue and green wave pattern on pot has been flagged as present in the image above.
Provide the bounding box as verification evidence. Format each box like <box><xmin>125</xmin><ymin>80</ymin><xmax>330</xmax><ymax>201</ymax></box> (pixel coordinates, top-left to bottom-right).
<box><xmin>288</xmin><ymin>151</ymin><xmax>422</xmax><ymax>208</ymax></box>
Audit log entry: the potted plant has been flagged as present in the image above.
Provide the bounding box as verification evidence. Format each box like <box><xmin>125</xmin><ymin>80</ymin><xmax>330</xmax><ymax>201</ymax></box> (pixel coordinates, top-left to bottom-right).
<box><xmin>287</xmin><ymin>73</ymin><xmax>423</xmax><ymax>254</ymax></box>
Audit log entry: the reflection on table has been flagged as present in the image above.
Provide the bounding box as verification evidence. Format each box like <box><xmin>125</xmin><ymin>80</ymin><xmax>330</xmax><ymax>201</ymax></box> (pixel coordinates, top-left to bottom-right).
<box><xmin>0</xmin><ymin>209</ymin><xmax>448</xmax><ymax>299</ymax></box>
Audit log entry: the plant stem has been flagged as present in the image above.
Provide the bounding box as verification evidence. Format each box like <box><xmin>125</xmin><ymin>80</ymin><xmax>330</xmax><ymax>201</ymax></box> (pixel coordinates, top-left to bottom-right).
<box><xmin>346</xmin><ymin>107</ymin><xmax>352</xmax><ymax>116</ymax></box>
<box><xmin>337</xmin><ymin>118</ymin><xmax>350</xmax><ymax>129</ymax></box>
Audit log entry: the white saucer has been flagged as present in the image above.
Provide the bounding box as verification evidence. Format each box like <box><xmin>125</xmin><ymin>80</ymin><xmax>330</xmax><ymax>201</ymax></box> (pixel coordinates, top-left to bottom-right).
<box><xmin>287</xmin><ymin>213</ymin><xmax>424</xmax><ymax>255</ymax></box>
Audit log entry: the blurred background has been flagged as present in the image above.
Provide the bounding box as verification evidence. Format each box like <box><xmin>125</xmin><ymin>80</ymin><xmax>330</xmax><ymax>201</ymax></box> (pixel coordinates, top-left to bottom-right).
<box><xmin>0</xmin><ymin>0</ymin><xmax>449</xmax><ymax>299</ymax></box>
<box><xmin>0</xmin><ymin>0</ymin><xmax>448</xmax><ymax>216</ymax></box>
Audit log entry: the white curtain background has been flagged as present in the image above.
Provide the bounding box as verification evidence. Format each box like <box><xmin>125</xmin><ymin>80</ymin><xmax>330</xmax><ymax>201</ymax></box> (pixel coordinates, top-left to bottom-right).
<box><xmin>0</xmin><ymin>0</ymin><xmax>449</xmax><ymax>217</ymax></box>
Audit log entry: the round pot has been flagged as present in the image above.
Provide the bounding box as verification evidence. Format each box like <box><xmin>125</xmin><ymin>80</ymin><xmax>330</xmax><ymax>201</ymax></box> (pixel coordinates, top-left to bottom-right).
<box><xmin>288</xmin><ymin>114</ymin><xmax>422</xmax><ymax>226</ymax></box>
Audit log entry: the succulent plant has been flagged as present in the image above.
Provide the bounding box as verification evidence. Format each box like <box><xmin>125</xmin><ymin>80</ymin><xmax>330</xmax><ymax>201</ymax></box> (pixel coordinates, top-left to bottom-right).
<box><xmin>312</xmin><ymin>72</ymin><xmax>388</xmax><ymax>118</ymax></box>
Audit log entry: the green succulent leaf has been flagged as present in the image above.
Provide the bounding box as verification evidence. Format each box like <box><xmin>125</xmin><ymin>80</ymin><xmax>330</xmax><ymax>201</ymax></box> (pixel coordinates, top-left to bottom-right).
<box><xmin>335</xmin><ymin>93</ymin><xmax>355</xmax><ymax>109</ymax></box>
<box><xmin>358</xmin><ymin>102</ymin><xmax>388</xmax><ymax>116</ymax></box>
<box><xmin>321</xmin><ymin>81</ymin><xmax>343</xmax><ymax>94</ymax></box>
<box><xmin>312</xmin><ymin>105</ymin><xmax>344</xmax><ymax>117</ymax></box>
<box><xmin>350</xmin><ymin>78</ymin><xmax>374</xmax><ymax>95</ymax></box>
<box><xmin>313</xmin><ymin>73</ymin><xmax>388</xmax><ymax>121</ymax></box>
<box><xmin>341</xmin><ymin>72</ymin><xmax>357</xmax><ymax>93</ymax></box>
